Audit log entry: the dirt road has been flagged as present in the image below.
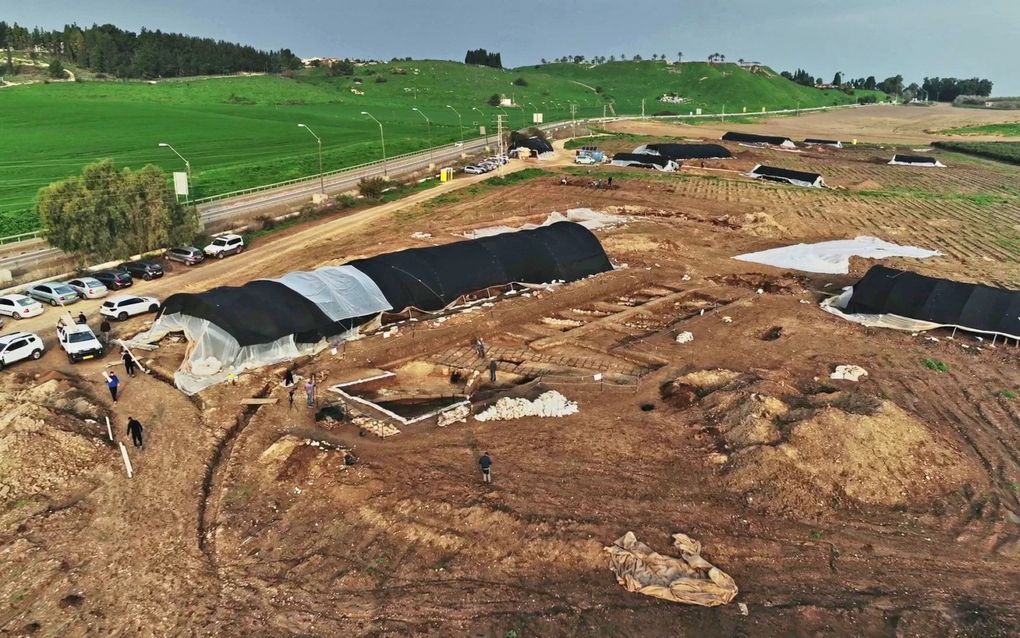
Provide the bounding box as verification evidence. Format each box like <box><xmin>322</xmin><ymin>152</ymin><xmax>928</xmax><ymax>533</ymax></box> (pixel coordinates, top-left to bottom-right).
<box><xmin>608</xmin><ymin>103</ymin><xmax>1020</xmax><ymax>144</ymax></box>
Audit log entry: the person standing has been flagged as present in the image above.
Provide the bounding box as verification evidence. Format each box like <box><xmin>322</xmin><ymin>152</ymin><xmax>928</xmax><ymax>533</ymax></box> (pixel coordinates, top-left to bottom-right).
<box><xmin>107</xmin><ymin>372</ymin><xmax>120</xmax><ymax>404</ymax></box>
<box><xmin>305</xmin><ymin>378</ymin><xmax>316</xmax><ymax>408</ymax></box>
<box><xmin>607</xmin><ymin>176</ymin><xmax>613</xmax><ymax>189</ymax></box>
<box><xmin>478</xmin><ymin>452</ymin><xmax>492</xmax><ymax>484</ymax></box>
<box><xmin>284</xmin><ymin>368</ymin><xmax>295</xmax><ymax>386</ymax></box>
<box><xmin>99</xmin><ymin>319</ymin><xmax>112</xmax><ymax>347</ymax></box>
<box><xmin>76</xmin><ymin>311</ymin><xmax>87</xmax><ymax>325</ymax></box>
<box><xmin>489</xmin><ymin>359</ymin><xmax>498</xmax><ymax>383</ymax></box>
<box><xmin>126</xmin><ymin>417</ymin><xmax>144</xmax><ymax>448</ymax></box>
<box><xmin>474</xmin><ymin>337</ymin><xmax>486</xmax><ymax>359</ymax></box>
<box><xmin>122</xmin><ymin>349</ymin><xmax>136</xmax><ymax>377</ymax></box>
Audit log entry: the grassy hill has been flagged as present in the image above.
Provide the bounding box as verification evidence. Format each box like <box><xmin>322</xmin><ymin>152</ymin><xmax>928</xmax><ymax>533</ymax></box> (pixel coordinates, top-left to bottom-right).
<box><xmin>0</xmin><ymin>59</ymin><xmax>882</xmax><ymax>235</ymax></box>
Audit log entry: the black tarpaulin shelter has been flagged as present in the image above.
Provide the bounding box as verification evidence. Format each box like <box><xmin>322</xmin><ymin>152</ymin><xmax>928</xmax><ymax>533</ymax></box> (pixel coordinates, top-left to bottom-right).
<box><xmin>889</xmin><ymin>154</ymin><xmax>945</xmax><ymax>167</ymax></box>
<box><xmin>842</xmin><ymin>266</ymin><xmax>1020</xmax><ymax>339</ymax></box>
<box><xmin>643</xmin><ymin>143</ymin><xmax>732</xmax><ymax>159</ymax></box>
<box><xmin>508</xmin><ymin>134</ymin><xmax>554</xmax><ymax>155</ymax></box>
<box><xmin>804</xmin><ymin>138</ymin><xmax>843</xmax><ymax>148</ymax></box>
<box><xmin>611</xmin><ymin>152</ymin><xmax>677</xmax><ymax>170</ymax></box>
<box><xmin>748</xmin><ymin>164</ymin><xmax>824</xmax><ymax>187</ymax></box>
<box><xmin>349</xmin><ymin>222</ymin><xmax>612</xmax><ymax>311</ymax></box>
<box><xmin>722</xmin><ymin>132</ymin><xmax>795</xmax><ymax>147</ymax></box>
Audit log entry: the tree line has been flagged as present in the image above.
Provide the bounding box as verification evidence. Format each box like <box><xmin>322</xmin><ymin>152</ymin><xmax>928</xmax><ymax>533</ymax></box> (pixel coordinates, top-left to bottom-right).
<box><xmin>464</xmin><ymin>48</ymin><xmax>502</xmax><ymax>68</ymax></box>
<box><xmin>0</xmin><ymin>21</ymin><xmax>301</xmax><ymax>78</ymax></box>
<box><xmin>781</xmin><ymin>67</ymin><xmax>993</xmax><ymax>101</ymax></box>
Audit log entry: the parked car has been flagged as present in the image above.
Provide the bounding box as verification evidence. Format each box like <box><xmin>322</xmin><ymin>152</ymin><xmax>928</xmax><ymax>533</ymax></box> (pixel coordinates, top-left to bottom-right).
<box><xmin>118</xmin><ymin>259</ymin><xmax>164</xmax><ymax>281</ymax></box>
<box><xmin>25</xmin><ymin>282</ymin><xmax>80</xmax><ymax>306</ymax></box>
<box><xmin>463</xmin><ymin>165</ymin><xmax>485</xmax><ymax>174</ymax></box>
<box><xmin>100</xmin><ymin>295</ymin><xmax>160</xmax><ymax>321</ymax></box>
<box><xmin>0</xmin><ymin>331</ymin><xmax>44</xmax><ymax>369</ymax></box>
<box><xmin>574</xmin><ymin>154</ymin><xmax>597</xmax><ymax>165</ymax></box>
<box><xmin>57</xmin><ymin>321</ymin><xmax>104</xmax><ymax>363</ymax></box>
<box><xmin>203</xmin><ymin>233</ymin><xmax>244</xmax><ymax>258</ymax></box>
<box><xmin>0</xmin><ymin>294</ymin><xmax>44</xmax><ymax>319</ymax></box>
<box><xmin>165</xmin><ymin>246</ymin><xmax>205</xmax><ymax>266</ymax></box>
<box><xmin>66</xmin><ymin>277</ymin><xmax>109</xmax><ymax>299</ymax></box>
<box><xmin>92</xmin><ymin>270</ymin><xmax>133</xmax><ymax>290</ymax></box>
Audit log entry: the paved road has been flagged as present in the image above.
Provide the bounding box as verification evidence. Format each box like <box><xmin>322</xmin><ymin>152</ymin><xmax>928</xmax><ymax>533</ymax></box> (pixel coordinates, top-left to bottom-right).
<box><xmin>0</xmin><ymin>122</ymin><xmax>574</xmax><ymax>274</ymax></box>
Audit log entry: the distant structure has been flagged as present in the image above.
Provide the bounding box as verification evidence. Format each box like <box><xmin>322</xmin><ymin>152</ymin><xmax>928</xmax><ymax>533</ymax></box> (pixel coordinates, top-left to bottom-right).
<box><xmin>748</xmin><ymin>164</ymin><xmax>825</xmax><ymax>188</ymax></box>
<box><xmin>722</xmin><ymin>132</ymin><xmax>796</xmax><ymax>148</ymax></box>
<box><xmin>889</xmin><ymin>154</ymin><xmax>946</xmax><ymax>167</ymax></box>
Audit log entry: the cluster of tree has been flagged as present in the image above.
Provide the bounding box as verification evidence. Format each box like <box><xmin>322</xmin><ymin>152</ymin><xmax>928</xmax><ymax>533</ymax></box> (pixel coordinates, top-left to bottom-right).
<box><xmin>781</xmin><ymin>68</ymin><xmax>822</xmax><ymax>87</ymax></box>
<box><xmin>539</xmin><ymin>52</ymin><xmax>685</xmax><ymax>65</ymax></box>
<box><xmin>36</xmin><ymin>160</ymin><xmax>201</xmax><ymax>261</ymax></box>
<box><xmin>327</xmin><ymin>58</ymin><xmax>356</xmax><ymax>76</ymax></box>
<box><xmin>920</xmin><ymin>77</ymin><xmax>993</xmax><ymax>101</ymax></box>
<box><xmin>0</xmin><ymin>21</ymin><xmax>301</xmax><ymax>78</ymax></box>
<box><xmin>464</xmin><ymin>48</ymin><xmax>502</xmax><ymax>68</ymax></box>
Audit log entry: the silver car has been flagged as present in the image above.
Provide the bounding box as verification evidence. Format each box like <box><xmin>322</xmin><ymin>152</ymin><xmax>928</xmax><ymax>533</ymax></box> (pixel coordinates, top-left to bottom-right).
<box><xmin>66</xmin><ymin>277</ymin><xmax>109</xmax><ymax>299</ymax></box>
<box><xmin>25</xmin><ymin>282</ymin><xmax>80</xmax><ymax>306</ymax></box>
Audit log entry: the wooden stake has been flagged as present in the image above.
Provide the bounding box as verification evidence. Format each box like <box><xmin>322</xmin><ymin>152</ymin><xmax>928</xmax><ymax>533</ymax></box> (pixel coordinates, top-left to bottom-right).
<box><xmin>105</xmin><ymin>416</ymin><xmax>113</xmax><ymax>442</ymax></box>
<box><xmin>118</xmin><ymin>442</ymin><xmax>134</xmax><ymax>478</ymax></box>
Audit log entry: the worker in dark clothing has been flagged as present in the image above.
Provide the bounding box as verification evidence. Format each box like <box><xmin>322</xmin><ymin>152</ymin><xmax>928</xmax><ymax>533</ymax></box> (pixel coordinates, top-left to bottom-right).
<box><xmin>479</xmin><ymin>452</ymin><xmax>492</xmax><ymax>483</ymax></box>
<box><xmin>489</xmin><ymin>359</ymin><xmax>497</xmax><ymax>383</ymax></box>
<box><xmin>126</xmin><ymin>417</ymin><xmax>144</xmax><ymax>448</ymax></box>
<box><xmin>107</xmin><ymin>373</ymin><xmax>120</xmax><ymax>404</ymax></box>
<box><xmin>474</xmin><ymin>337</ymin><xmax>486</xmax><ymax>359</ymax></box>
<box><xmin>284</xmin><ymin>368</ymin><xmax>295</xmax><ymax>386</ymax></box>
<box><xmin>607</xmin><ymin>176</ymin><xmax>613</xmax><ymax>189</ymax></box>
<box><xmin>76</xmin><ymin>312</ymin><xmax>87</xmax><ymax>325</ymax></box>
<box><xmin>99</xmin><ymin>319</ymin><xmax>112</xmax><ymax>346</ymax></box>
<box><xmin>122</xmin><ymin>349</ymin><xmax>136</xmax><ymax>377</ymax></box>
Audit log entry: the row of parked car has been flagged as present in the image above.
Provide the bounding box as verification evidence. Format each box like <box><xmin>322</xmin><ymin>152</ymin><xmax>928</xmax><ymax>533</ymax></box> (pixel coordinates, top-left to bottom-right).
<box><xmin>0</xmin><ymin>234</ymin><xmax>248</xmax><ymax>369</ymax></box>
<box><xmin>462</xmin><ymin>155</ymin><xmax>510</xmax><ymax>175</ymax></box>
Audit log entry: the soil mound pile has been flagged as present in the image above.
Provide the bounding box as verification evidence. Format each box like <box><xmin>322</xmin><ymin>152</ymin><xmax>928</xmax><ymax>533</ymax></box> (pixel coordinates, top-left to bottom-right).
<box><xmin>0</xmin><ymin>376</ymin><xmax>109</xmax><ymax>502</ymax></box>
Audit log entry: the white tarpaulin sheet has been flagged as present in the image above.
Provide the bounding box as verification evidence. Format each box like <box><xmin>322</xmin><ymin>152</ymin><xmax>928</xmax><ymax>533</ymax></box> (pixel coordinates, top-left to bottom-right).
<box><xmin>267</xmin><ymin>265</ymin><xmax>392</xmax><ymax>322</ymax></box>
<box><xmin>460</xmin><ymin>208</ymin><xmax>628</xmax><ymax>239</ymax></box>
<box><xmin>733</xmin><ymin>236</ymin><xmax>940</xmax><ymax>274</ymax></box>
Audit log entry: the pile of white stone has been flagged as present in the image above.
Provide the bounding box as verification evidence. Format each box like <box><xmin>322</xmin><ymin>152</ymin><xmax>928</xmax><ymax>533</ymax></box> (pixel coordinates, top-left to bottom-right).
<box><xmin>474</xmin><ymin>391</ymin><xmax>579</xmax><ymax>422</ymax></box>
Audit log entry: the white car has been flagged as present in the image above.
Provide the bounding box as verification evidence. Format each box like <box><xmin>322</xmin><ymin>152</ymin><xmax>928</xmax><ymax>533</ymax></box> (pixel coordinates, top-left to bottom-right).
<box><xmin>463</xmin><ymin>165</ymin><xmax>485</xmax><ymax>174</ymax></box>
<box><xmin>204</xmin><ymin>233</ymin><xmax>245</xmax><ymax>258</ymax></box>
<box><xmin>575</xmin><ymin>155</ymin><xmax>597</xmax><ymax>165</ymax></box>
<box><xmin>0</xmin><ymin>294</ymin><xmax>44</xmax><ymax>319</ymax></box>
<box><xmin>0</xmin><ymin>331</ymin><xmax>44</xmax><ymax>369</ymax></box>
<box><xmin>66</xmin><ymin>277</ymin><xmax>109</xmax><ymax>299</ymax></box>
<box><xmin>100</xmin><ymin>295</ymin><xmax>160</xmax><ymax>321</ymax></box>
<box><xmin>57</xmin><ymin>322</ymin><xmax>105</xmax><ymax>363</ymax></box>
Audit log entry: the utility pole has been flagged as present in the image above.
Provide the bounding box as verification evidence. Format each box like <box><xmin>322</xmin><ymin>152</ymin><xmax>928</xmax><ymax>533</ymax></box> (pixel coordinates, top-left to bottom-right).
<box><xmin>446</xmin><ymin>105</ymin><xmax>464</xmax><ymax>145</ymax></box>
<box><xmin>412</xmin><ymin>107</ymin><xmax>434</xmax><ymax>168</ymax></box>
<box><xmin>641</xmin><ymin>98</ymin><xmax>645</xmax><ymax>119</ymax></box>
<box><xmin>361</xmin><ymin>111</ymin><xmax>387</xmax><ymax>176</ymax></box>
<box><xmin>570</xmin><ymin>103</ymin><xmax>577</xmax><ymax>138</ymax></box>
<box><xmin>297</xmin><ymin>124</ymin><xmax>324</xmax><ymax>194</ymax></box>
<box><xmin>495</xmin><ymin>114</ymin><xmax>507</xmax><ymax>177</ymax></box>
<box><xmin>472</xmin><ymin>107</ymin><xmax>490</xmax><ymax>148</ymax></box>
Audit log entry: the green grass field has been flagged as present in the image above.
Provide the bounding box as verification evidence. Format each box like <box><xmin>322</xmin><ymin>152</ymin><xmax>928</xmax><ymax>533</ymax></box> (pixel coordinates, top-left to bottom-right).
<box><xmin>0</xmin><ymin>59</ymin><xmax>882</xmax><ymax>235</ymax></box>
<box><xmin>932</xmin><ymin>141</ymin><xmax>1020</xmax><ymax>166</ymax></box>
<box><xmin>936</xmin><ymin>122</ymin><xmax>1020</xmax><ymax>136</ymax></box>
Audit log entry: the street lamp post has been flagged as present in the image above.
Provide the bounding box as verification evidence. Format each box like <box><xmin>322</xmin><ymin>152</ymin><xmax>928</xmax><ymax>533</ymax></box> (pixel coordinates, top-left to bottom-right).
<box><xmin>472</xmin><ymin>107</ymin><xmax>490</xmax><ymax>146</ymax></box>
<box><xmin>526</xmin><ymin>102</ymin><xmax>538</xmax><ymax>126</ymax></box>
<box><xmin>157</xmin><ymin>142</ymin><xmax>191</xmax><ymax>202</ymax></box>
<box><xmin>297</xmin><ymin>123</ymin><xmax>324</xmax><ymax>193</ymax></box>
<box><xmin>446</xmin><ymin>105</ymin><xmax>464</xmax><ymax>145</ymax></box>
<box><xmin>412</xmin><ymin>107</ymin><xmax>434</xmax><ymax>166</ymax></box>
<box><xmin>361</xmin><ymin>111</ymin><xmax>387</xmax><ymax>176</ymax></box>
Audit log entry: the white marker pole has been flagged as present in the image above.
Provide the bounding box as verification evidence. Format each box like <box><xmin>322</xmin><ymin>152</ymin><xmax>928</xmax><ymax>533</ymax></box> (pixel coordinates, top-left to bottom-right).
<box><xmin>105</xmin><ymin>416</ymin><xmax>114</xmax><ymax>442</ymax></box>
<box><xmin>118</xmin><ymin>442</ymin><xmax>134</xmax><ymax>478</ymax></box>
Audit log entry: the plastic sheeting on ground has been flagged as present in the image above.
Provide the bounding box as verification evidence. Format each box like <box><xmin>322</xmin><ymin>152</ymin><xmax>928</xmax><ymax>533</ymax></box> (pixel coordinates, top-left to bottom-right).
<box><xmin>459</xmin><ymin>208</ymin><xmax>628</xmax><ymax>239</ymax></box>
<box><xmin>604</xmin><ymin>532</ymin><xmax>739</xmax><ymax>607</ymax></box>
<box><xmin>734</xmin><ymin>236</ymin><xmax>940</xmax><ymax>274</ymax></box>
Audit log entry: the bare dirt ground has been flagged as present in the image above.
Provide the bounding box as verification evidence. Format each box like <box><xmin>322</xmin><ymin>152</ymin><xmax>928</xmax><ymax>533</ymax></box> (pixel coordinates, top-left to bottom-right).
<box><xmin>609</xmin><ymin>103</ymin><xmax>1020</xmax><ymax>144</ymax></box>
<box><xmin>1</xmin><ymin>115</ymin><xmax>1019</xmax><ymax>637</ymax></box>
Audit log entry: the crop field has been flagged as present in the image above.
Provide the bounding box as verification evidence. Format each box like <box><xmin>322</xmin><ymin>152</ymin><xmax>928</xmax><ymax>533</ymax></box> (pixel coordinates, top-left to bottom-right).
<box><xmin>933</xmin><ymin>141</ymin><xmax>1020</xmax><ymax>166</ymax></box>
<box><xmin>937</xmin><ymin>122</ymin><xmax>1020</xmax><ymax>136</ymax></box>
<box><xmin>0</xmin><ymin>60</ymin><xmax>879</xmax><ymax>235</ymax></box>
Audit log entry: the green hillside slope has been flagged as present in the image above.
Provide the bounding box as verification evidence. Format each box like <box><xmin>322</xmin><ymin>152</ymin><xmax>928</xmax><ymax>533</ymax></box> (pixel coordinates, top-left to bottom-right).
<box><xmin>0</xmin><ymin>59</ymin><xmax>880</xmax><ymax>234</ymax></box>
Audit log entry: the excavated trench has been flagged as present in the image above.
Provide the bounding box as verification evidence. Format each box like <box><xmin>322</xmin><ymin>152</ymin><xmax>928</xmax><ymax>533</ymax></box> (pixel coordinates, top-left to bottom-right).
<box><xmin>196</xmin><ymin>381</ymin><xmax>271</xmax><ymax>562</ymax></box>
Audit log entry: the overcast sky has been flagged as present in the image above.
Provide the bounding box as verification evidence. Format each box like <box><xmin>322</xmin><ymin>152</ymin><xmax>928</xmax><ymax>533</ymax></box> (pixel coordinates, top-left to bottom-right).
<box><xmin>8</xmin><ymin>0</ymin><xmax>1018</xmax><ymax>94</ymax></box>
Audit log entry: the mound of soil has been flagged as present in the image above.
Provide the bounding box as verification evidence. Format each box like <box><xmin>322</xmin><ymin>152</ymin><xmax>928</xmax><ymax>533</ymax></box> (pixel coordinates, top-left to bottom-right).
<box><xmin>849</xmin><ymin>179</ymin><xmax>884</xmax><ymax>191</ymax></box>
<box><xmin>0</xmin><ymin>377</ymin><xmax>109</xmax><ymax>502</ymax></box>
<box><xmin>738</xmin><ymin>212</ymin><xmax>789</xmax><ymax>238</ymax></box>
<box><xmin>725</xmin><ymin>399</ymin><xmax>981</xmax><ymax>515</ymax></box>
<box><xmin>661</xmin><ymin>368</ymin><xmax>742</xmax><ymax>409</ymax></box>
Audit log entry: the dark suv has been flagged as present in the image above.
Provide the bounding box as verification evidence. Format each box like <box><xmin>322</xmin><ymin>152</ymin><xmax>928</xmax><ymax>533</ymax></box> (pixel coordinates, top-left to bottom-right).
<box><xmin>92</xmin><ymin>269</ymin><xmax>133</xmax><ymax>290</ymax></box>
<box><xmin>165</xmin><ymin>246</ymin><xmax>205</xmax><ymax>266</ymax></box>
<box><xmin>118</xmin><ymin>260</ymin><xmax>164</xmax><ymax>281</ymax></box>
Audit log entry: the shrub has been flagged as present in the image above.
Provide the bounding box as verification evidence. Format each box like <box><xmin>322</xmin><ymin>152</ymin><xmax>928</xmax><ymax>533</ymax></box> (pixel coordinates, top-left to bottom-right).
<box><xmin>358</xmin><ymin>176</ymin><xmax>387</xmax><ymax>200</ymax></box>
<box><xmin>595</xmin><ymin>85</ymin><xmax>604</xmax><ymax>94</ymax></box>
<box><xmin>255</xmin><ymin>214</ymin><xmax>276</xmax><ymax>230</ymax></box>
<box><xmin>922</xmin><ymin>358</ymin><xmax>949</xmax><ymax>373</ymax></box>
<box><xmin>999</xmin><ymin>389</ymin><xmax>1017</xmax><ymax>399</ymax></box>
<box><xmin>335</xmin><ymin>194</ymin><xmax>357</xmax><ymax>209</ymax></box>
<box><xmin>512</xmin><ymin>77</ymin><xmax>528</xmax><ymax>86</ymax></box>
<box><xmin>374</xmin><ymin>75</ymin><xmax>387</xmax><ymax>83</ymax></box>
<box><xmin>857</xmin><ymin>94</ymin><xmax>878</xmax><ymax>105</ymax></box>
<box><xmin>488</xmin><ymin>93</ymin><xmax>502</xmax><ymax>107</ymax></box>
